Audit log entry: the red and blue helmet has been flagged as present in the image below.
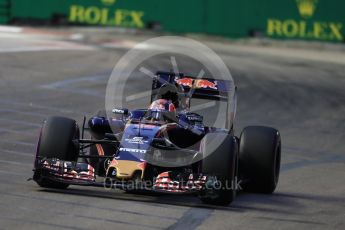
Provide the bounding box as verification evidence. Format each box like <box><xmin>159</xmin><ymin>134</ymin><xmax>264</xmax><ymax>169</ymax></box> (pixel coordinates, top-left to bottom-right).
<box><xmin>149</xmin><ymin>99</ymin><xmax>176</xmax><ymax>112</ymax></box>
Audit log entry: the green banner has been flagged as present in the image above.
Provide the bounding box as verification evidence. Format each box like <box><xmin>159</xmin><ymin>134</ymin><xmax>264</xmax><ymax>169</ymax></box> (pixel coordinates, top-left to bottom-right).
<box><xmin>5</xmin><ymin>0</ymin><xmax>345</xmax><ymax>42</ymax></box>
<box><xmin>265</xmin><ymin>0</ymin><xmax>343</xmax><ymax>41</ymax></box>
<box><xmin>0</xmin><ymin>0</ymin><xmax>10</xmax><ymax>24</ymax></box>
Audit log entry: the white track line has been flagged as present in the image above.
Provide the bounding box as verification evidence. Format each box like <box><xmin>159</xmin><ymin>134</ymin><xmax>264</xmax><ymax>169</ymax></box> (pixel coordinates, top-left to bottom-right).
<box><xmin>41</xmin><ymin>74</ymin><xmax>108</xmax><ymax>99</ymax></box>
<box><xmin>0</xmin><ymin>128</ymin><xmax>36</xmax><ymax>137</ymax></box>
<box><xmin>0</xmin><ymin>46</ymin><xmax>94</xmax><ymax>53</ymax></box>
<box><xmin>0</xmin><ymin>26</ymin><xmax>22</xmax><ymax>33</ymax></box>
<box><xmin>0</xmin><ymin>159</ymin><xmax>32</xmax><ymax>166</ymax></box>
<box><xmin>0</xmin><ymin>140</ymin><xmax>35</xmax><ymax>147</ymax></box>
<box><xmin>2</xmin><ymin>149</ymin><xmax>33</xmax><ymax>158</ymax></box>
<box><xmin>0</xmin><ymin>108</ymin><xmax>48</xmax><ymax>118</ymax></box>
<box><xmin>0</xmin><ymin>170</ymin><xmax>28</xmax><ymax>177</ymax></box>
<box><xmin>0</xmin><ymin>118</ymin><xmax>41</xmax><ymax>128</ymax></box>
<box><xmin>0</xmin><ymin>99</ymin><xmax>89</xmax><ymax>116</ymax></box>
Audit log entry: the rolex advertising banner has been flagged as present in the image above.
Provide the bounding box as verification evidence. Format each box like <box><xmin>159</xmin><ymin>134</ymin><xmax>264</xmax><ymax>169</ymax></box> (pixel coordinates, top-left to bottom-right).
<box><xmin>265</xmin><ymin>0</ymin><xmax>343</xmax><ymax>41</ymax></box>
<box><xmin>68</xmin><ymin>0</ymin><xmax>145</xmax><ymax>28</ymax></box>
<box><xmin>5</xmin><ymin>0</ymin><xmax>345</xmax><ymax>42</ymax></box>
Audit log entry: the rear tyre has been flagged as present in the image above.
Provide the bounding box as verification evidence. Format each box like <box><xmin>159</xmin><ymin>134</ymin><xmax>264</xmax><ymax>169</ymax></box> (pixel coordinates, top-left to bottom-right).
<box><xmin>199</xmin><ymin>133</ymin><xmax>238</xmax><ymax>205</ymax></box>
<box><xmin>239</xmin><ymin>126</ymin><xmax>281</xmax><ymax>193</ymax></box>
<box><xmin>35</xmin><ymin>116</ymin><xmax>80</xmax><ymax>189</ymax></box>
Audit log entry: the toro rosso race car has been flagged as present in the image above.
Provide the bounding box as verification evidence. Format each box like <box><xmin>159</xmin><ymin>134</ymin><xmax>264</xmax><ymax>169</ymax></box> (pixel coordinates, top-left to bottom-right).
<box><xmin>32</xmin><ymin>71</ymin><xmax>281</xmax><ymax>205</ymax></box>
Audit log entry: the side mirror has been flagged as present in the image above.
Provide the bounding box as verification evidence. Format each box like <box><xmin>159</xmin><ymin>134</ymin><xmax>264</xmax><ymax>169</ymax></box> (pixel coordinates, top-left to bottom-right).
<box><xmin>112</xmin><ymin>108</ymin><xmax>129</xmax><ymax>116</ymax></box>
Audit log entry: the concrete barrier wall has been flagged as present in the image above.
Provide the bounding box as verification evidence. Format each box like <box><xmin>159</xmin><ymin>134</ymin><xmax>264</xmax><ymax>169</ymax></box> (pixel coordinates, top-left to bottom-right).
<box><xmin>6</xmin><ymin>0</ymin><xmax>345</xmax><ymax>42</ymax></box>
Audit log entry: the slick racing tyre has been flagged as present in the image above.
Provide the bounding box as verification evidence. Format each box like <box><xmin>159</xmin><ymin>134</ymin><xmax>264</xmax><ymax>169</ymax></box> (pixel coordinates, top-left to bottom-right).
<box><xmin>200</xmin><ymin>133</ymin><xmax>238</xmax><ymax>206</ymax></box>
<box><xmin>35</xmin><ymin>116</ymin><xmax>80</xmax><ymax>189</ymax></box>
<box><xmin>239</xmin><ymin>126</ymin><xmax>281</xmax><ymax>193</ymax></box>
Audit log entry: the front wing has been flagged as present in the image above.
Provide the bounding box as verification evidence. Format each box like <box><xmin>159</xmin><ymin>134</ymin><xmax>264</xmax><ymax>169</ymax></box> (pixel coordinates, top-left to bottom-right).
<box><xmin>33</xmin><ymin>158</ymin><xmax>208</xmax><ymax>194</ymax></box>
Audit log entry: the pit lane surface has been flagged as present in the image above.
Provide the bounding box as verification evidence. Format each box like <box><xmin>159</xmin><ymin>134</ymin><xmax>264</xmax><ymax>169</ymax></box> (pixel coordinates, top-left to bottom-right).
<box><xmin>0</xmin><ymin>31</ymin><xmax>344</xmax><ymax>230</ymax></box>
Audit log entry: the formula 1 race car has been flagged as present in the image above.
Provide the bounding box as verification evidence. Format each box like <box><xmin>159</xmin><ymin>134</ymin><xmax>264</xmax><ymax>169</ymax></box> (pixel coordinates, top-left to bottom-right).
<box><xmin>32</xmin><ymin>71</ymin><xmax>281</xmax><ymax>205</ymax></box>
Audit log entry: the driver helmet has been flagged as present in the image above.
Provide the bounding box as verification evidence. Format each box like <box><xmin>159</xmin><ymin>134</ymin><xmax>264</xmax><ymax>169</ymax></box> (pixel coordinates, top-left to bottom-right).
<box><xmin>148</xmin><ymin>99</ymin><xmax>176</xmax><ymax>120</ymax></box>
<box><xmin>157</xmin><ymin>84</ymin><xmax>180</xmax><ymax>109</ymax></box>
<box><xmin>149</xmin><ymin>99</ymin><xmax>176</xmax><ymax>112</ymax></box>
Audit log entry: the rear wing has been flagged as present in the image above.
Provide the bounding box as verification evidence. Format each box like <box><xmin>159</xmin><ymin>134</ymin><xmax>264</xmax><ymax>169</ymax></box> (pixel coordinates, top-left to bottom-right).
<box><xmin>152</xmin><ymin>71</ymin><xmax>232</xmax><ymax>102</ymax></box>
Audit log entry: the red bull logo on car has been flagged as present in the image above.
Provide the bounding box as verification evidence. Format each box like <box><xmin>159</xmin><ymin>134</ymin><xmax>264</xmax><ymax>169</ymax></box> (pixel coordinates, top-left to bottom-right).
<box><xmin>175</xmin><ymin>77</ymin><xmax>193</xmax><ymax>88</ymax></box>
<box><xmin>195</xmin><ymin>79</ymin><xmax>218</xmax><ymax>90</ymax></box>
<box><xmin>175</xmin><ymin>77</ymin><xmax>218</xmax><ymax>90</ymax></box>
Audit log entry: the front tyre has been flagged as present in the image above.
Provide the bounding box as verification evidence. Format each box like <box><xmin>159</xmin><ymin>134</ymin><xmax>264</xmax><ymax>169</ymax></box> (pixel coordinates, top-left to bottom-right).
<box><xmin>199</xmin><ymin>133</ymin><xmax>238</xmax><ymax>206</ymax></box>
<box><xmin>239</xmin><ymin>126</ymin><xmax>281</xmax><ymax>193</ymax></box>
<box><xmin>34</xmin><ymin>116</ymin><xmax>80</xmax><ymax>189</ymax></box>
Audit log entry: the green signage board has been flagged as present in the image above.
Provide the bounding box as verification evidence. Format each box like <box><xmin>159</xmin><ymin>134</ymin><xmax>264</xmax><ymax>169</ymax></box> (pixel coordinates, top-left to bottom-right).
<box><xmin>0</xmin><ymin>0</ymin><xmax>10</xmax><ymax>24</ymax></box>
<box><xmin>4</xmin><ymin>0</ymin><xmax>345</xmax><ymax>42</ymax></box>
<box><xmin>265</xmin><ymin>0</ymin><xmax>344</xmax><ymax>41</ymax></box>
